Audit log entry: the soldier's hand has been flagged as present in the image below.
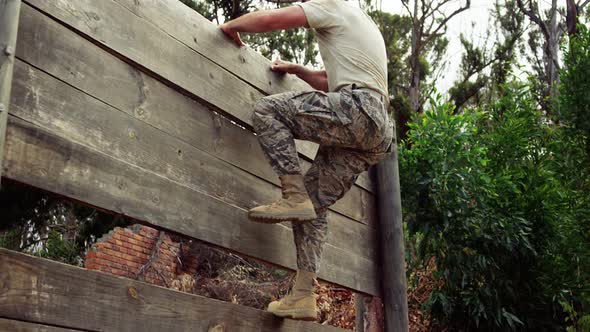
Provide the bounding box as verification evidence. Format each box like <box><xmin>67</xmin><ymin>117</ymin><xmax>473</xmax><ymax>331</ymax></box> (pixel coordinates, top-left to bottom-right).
<box><xmin>271</xmin><ymin>59</ymin><xmax>299</xmax><ymax>74</ymax></box>
<box><xmin>220</xmin><ymin>23</ymin><xmax>244</xmax><ymax>47</ymax></box>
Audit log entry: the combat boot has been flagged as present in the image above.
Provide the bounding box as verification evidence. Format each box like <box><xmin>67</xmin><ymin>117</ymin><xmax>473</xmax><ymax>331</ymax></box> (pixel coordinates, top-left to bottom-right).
<box><xmin>248</xmin><ymin>174</ymin><xmax>317</xmax><ymax>223</ymax></box>
<box><xmin>268</xmin><ymin>270</ymin><xmax>318</xmax><ymax>321</ymax></box>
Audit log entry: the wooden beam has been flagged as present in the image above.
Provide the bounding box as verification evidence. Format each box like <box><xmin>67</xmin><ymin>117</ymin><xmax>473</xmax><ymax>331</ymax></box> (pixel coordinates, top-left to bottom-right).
<box><xmin>0</xmin><ymin>319</ymin><xmax>84</xmax><ymax>332</ymax></box>
<box><xmin>0</xmin><ymin>249</ymin><xmax>347</xmax><ymax>332</ymax></box>
<box><xmin>3</xmin><ymin>115</ymin><xmax>380</xmax><ymax>295</ymax></box>
<box><xmin>375</xmin><ymin>140</ymin><xmax>409</xmax><ymax>331</ymax></box>
<box><xmin>21</xmin><ymin>0</ymin><xmax>375</xmax><ymax>192</ymax></box>
<box><xmin>0</xmin><ymin>0</ymin><xmax>21</xmax><ymax>187</ymax></box>
<box><xmin>13</xmin><ymin>4</ymin><xmax>376</xmax><ymax>225</ymax></box>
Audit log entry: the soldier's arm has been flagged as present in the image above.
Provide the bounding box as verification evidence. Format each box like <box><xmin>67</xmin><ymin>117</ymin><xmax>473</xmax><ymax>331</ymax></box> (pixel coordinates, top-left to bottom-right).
<box><xmin>271</xmin><ymin>59</ymin><xmax>328</xmax><ymax>92</ymax></box>
<box><xmin>220</xmin><ymin>6</ymin><xmax>309</xmax><ymax>46</ymax></box>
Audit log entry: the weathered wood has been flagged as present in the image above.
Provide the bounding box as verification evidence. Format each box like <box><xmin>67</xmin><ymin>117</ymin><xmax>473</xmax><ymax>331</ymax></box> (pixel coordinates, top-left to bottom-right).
<box><xmin>9</xmin><ymin>58</ymin><xmax>377</xmax><ymax>263</ymax></box>
<box><xmin>375</xmin><ymin>143</ymin><xmax>409</xmax><ymax>331</ymax></box>
<box><xmin>3</xmin><ymin>116</ymin><xmax>380</xmax><ymax>295</ymax></box>
<box><xmin>0</xmin><ymin>319</ymin><xmax>83</xmax><ymax>332</ymax></box>
<box><xmin>14</xmin><ymin>4</ymin><xmax>376</xmax><ymax>225</ymax></box>
<box><xmin>21</xmin><ymin>0</ymin><xmax>375</xmax><ymax>192</ymax></box>
<box><xmin>114</xmin><ymin>0</ymin><xmax>310</xmax><ymax>96</ymax></box>
<box><xmin>0</xmin><ymin>249</ymin><xmax>347</xmax><ymax>332</ymax></box>
<box><xmin>354</xmin><ymin>293</ymin><xmax>366</xmax><ymax>332</ymax></box>
<box><xmin>0</xmin><ymin>0</ymin><xmax>21</xmax><ymax>187</ymax></box>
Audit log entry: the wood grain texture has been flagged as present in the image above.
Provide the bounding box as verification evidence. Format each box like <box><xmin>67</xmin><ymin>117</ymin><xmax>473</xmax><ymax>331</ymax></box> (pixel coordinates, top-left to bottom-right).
<box><xmin>0</xmin><ymin>249</ymin><xmax>347</xmax><ymax>332</ymax></box>
<box><xmin>0</xmin><ymin>319</ymin><xmax>83</xmax><ymax>332</ymax></box>
<box><xmin>3</xmin><ymin>116</ymin><xmax>379</xmax><ymax>295</ymax></box>
<box><xmin>114</xmin><ymin>0</ymin><xmax>310</xmax><ymax>95</ymax></box>
<box><xmin>0</xmin><ymin>0</ymin><xmax>22</xmax><ymax>187</ymax></box>
<box><xmin>9</xmin><ymin>58</ymin><xmax>377</xmax><ymax>263</ymax></box>
<box><xmin>376</xmin><ymin>148</ymin><xmax>409</xmax><ymax>331</ymax></box>
<box><xmin>21</xmin><ymin>0</ymin><xmax>375</xmax><ymax>192</ymax></box>
<box><xmin>14</xmin><ymin>4</ymin><xmax>376</xmax><ymax>225</ymax></box>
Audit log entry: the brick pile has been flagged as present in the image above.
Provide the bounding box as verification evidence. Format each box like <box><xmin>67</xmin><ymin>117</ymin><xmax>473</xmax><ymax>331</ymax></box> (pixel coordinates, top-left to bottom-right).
<box><xmin>84</xmin><ymin>224</ymin><xmax>196</xmax><ymax>287</ymax></box>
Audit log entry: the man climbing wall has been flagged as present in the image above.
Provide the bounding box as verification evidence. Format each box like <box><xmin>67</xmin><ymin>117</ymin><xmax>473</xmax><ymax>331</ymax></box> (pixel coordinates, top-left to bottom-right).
<box><xmin>220</xmin><ymin>0</ymin><xmax>393</xmax><ymax>321</ymax></box>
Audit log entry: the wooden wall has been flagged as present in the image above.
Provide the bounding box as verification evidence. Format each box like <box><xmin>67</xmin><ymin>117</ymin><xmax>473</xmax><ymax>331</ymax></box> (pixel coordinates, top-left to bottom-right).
<box><xmin>0</xmin><ymin>249</ymin><xmax>347</xmax><ymax>331</ymax></box>
<box><xmin>3</xmin><ymin>0</ymin><xmax>381</xmax><ymax>297</ymax></box>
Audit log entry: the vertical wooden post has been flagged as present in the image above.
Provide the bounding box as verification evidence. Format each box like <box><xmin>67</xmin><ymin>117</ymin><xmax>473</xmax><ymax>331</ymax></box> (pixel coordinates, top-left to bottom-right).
<box><xmin>375</xmin><ymin>129</ymin><xmax>409</xmax><ymax>332</ymax></box>
<box><xmin>0</xmin><ymin>0</ymin><xmax>21</xmax><ymax>188</ymax></box>
<box><xmin>355</xmin><ymin>293</ymin><xmax>366</xmax><ymax>332</ymax></box>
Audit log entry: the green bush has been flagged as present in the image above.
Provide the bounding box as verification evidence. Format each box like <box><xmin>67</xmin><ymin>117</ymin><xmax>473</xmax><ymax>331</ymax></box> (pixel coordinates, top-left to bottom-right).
<box><xmin>558</xmin><ymin>24</ymin><xmax>590</xmax><ymax>152</ymax></box>
<box><xmin>400</xmin><ymin>84</ymin><xmax>590</xmax><ymax>330</ymax></box>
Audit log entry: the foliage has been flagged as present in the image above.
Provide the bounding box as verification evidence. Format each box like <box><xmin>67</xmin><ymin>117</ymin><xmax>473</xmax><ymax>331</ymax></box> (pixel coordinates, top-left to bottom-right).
<box><xmin>562</xmin><ymin>299</ymin><xmax>590</xmax><ymax>332</ymax></box>
<box><xmin>558</xmin><ymin>24</ymin><xmax>590</xmax><ymax>152</ymax></box>
<box><xmin>0</xmin><ymin>181</ymin><xmax>132</xmax><ymax>265</ymax></box>
<box><xmin>449</xmin><ymin>0</ymin><xmax>525</xmax><ymax>111</ymax></box>
<box><xmin>37</xmin><ymin>230</ymin><xmax>80</xmax><ymax>265</ymax></box>
<box><xmin>400</xmin><ymin>83</ymin><xmax>590</xmax><ymax>330</ymax></box>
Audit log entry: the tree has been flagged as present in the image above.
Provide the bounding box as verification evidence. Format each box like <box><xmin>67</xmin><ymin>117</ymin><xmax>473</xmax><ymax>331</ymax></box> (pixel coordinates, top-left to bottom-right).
<box><xmin>0</xmin><ymin>181</ymin><xmax>131</xmax><ymax>264</ymax></box>
<box><xmin>400</xmin><ymin>0</ymin><xmax>471</xmax><ymax>113</ymax></box>
<box><xmin>515</xmin><ymin>0</ymin><xmax>590</xmax><ymax>110</ymax></box>
<box><xmin>449</xmin><ymin>0</ymin><xmax>525</xmax><ymax>111</ymax></box>
<box><xmin>366</xmin><ymin>8</ymin><xmax>413</xmax><ymax>138</ymax></box>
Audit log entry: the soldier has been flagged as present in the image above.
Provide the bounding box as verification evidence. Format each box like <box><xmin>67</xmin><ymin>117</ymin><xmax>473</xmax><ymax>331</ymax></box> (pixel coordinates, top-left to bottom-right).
<box><xmin>220</xmin><ymin>0</ymin><xmax>392</xmax><ymax>321</ymax></box>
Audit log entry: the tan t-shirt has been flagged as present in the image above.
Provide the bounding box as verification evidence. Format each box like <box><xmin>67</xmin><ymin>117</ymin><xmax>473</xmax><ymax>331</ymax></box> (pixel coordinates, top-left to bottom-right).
<box><xmin>297</xmin><ymin>0</ymin><xmax>388</xmax><ymax>96</ymax></box>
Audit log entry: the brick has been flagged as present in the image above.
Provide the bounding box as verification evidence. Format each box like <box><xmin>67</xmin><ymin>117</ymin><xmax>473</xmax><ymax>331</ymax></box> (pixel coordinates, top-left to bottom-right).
<box><xmin>125</xmin><ymin>260</ymin><xmax>142</xmax><ymax>269</ymax></box>
<box><xmin>130</xmin><ymin>233</ymin><xmax>147</xmax><ymax>242</ymax></box>
<box><xmin>102</xmin><ymin>248</ymin><xmax>120</xmax><ymax>259</ymax></box>
<box><xmin>139</xmin><ymin>228</ymin><xmax>159</xmax><ymax>238</ymax></box>
<box><xmin>95</xmin><ymin>252</ymin><xmax>115</xmax><ymax>262</ymax></box>
<box><xmin>85</xmin><ymin>263</ymin><xmax>99</xmax><ymax>270</ymax></box>
<box><xmin>109</xmin><ymin>261</ymin><xmax>124</xmax><ymax>270</ymax></box>
<box><xmin>136</xmin><ymin>252</ymin><xmax>150</xmax><ymax>261</ymax></box>
<box><xmin>131</xmin><ymin>244</ymin><xmax>146</xmax><ymax>253</ymax></box>
<box><xmin>121</xmin><ymin>241</ymin><xmax>134</xmax><ymax>250</ymax></box>
<box><xmin>95</xmin><ymin>242</ymin><xmax>113</xmax><ymax>249</ymax></box>
<box><xmin>111</xmin><ymin>232</ymin><xmax>124</xmax><ymax>241</ymax></box>
<box><xmin>110</xmin><ymin>269</ymin><xmax>129</xmax><ymax>277</ymax></box>
<box><xmin>99</xmin><ymin>265</ymin><xmax>111</xmax><ymax>273</ymax></box>
<box><xmin>94</xmin><ymin>257</ymin><xmax>113</xmax><ymax>267</ymax></box>
<box><xmin>124</xmin><ymin>254</ymin><xmax>144</xmax><ymax>264</ymax></box>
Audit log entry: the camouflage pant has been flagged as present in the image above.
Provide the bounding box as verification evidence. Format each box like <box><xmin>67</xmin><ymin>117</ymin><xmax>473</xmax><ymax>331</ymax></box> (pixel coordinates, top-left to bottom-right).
<box><xmin>252</xmin><ymin>85</ymin><xmax>393</xmax><ymax>273</ymax></box>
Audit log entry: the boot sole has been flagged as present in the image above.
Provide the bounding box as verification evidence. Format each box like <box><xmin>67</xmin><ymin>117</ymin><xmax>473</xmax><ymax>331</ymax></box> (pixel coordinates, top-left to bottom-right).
<box><xmin>248</xmin><ymin>212</ymin><xmax>317</xmax><ymax>224</ymax></box>
<box><xmin>269</xmin><ymin>308</ymin><xmax>317</xmax><ymax>321</ymax></box>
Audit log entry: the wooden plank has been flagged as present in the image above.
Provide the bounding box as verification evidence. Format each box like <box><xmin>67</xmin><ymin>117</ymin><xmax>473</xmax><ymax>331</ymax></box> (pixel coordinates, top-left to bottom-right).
<box><xmin>3</xmin><ymin>116</ymin><xmax>380</xmax><ymax>295</ymax></box>
<box><xmin>0</xmin><ymin>249</ymin><xmax>346</xmax><ymax>332</ymax></box>
<box><xmin>13</xmin><ymin>4</ymin><xmax>376</xmax><ymax>226</ymax></box>
<box><xmin>376</xmin><ymin>146</ymin><xmax>409</xmax><ymax>331</ymax></box>
<box><xmin>0</xmin><ymin>319</ymin><xmax>83</xmax><ymax>332</ymax></box>
<box><xmin>115</xmin><ymin>0</ymin><xmax>310</xmax><ymax>96</ymax></box>
<box><xmin>9</xmin><ymin>58</ymin><xmax>377</xmax><ymax>263</ymax></box>
<box><xmin>0</xmin><ymin>0</ymin><xmax>21</xmax><ymax>187</ymax></box>
<box><xmin>21</xmin><ymin>0</ymin><xmax>375</xmax><ymax>192</ymax></box>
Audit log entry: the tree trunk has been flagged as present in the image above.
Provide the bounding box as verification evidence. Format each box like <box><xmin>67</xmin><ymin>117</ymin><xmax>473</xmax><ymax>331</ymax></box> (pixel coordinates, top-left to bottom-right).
<box><xmin>409</xmin><ymin>0</ymin><xmax>421</xmax><ymax>113</ymax></box>
<box><xmin>567</xmin><ymin>0</ymin><xmax>579</xmax><ymax>35</ymax></box>
<box><xmin>547</xmin><ymin>0</ymin><xmax>560</xmax><ymax>100</ymax></box>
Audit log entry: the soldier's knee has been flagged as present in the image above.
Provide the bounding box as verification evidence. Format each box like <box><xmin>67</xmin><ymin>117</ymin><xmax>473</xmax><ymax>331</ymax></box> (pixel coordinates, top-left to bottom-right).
<box><xmin>253</xmin><ymin>97</ymin><xmax>274</xmax><ymax>116</ymax></box>
<box><xmin>252</xmin><ymin>98</ymin><xmax>273</xmax><ymax>129</ymax></box>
